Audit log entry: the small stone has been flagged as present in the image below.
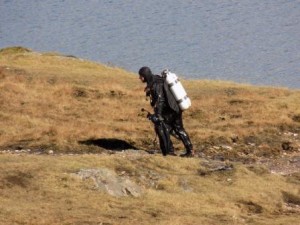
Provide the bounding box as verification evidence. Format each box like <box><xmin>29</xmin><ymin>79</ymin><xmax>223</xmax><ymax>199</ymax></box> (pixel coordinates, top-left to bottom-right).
<box><xmin>221</xmin><ymin>145</ymin><xmax>233</xmax><ymax>150</ymax></box>
<box><xmin>48</xmin><ymin>150</ymin><xmax>54</xmax><ymax>155</ymax></box>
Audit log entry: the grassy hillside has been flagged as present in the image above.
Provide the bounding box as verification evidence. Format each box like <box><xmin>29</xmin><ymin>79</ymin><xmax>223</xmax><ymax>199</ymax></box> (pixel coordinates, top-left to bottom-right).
<box><xmin>0</xmin><ymin>153</ymin><xmax>299</xmax><ymax>225</ymax></box>
<box><xmin>0</xmin><ymin>46</ymin><xmax>299</xmax><ymax>224</ymax></box>
<box><xmin>1</xmin><ymin>46</ymin><xmax>300</xmax><ymax>160</ymax></box>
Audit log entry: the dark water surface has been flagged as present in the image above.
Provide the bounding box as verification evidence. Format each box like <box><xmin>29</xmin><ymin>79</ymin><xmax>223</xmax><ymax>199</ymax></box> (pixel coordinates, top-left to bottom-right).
<box><xmin>1</xmin><ymin>0</ymin><xmax>299</xmax><ymax>89</ymax></box>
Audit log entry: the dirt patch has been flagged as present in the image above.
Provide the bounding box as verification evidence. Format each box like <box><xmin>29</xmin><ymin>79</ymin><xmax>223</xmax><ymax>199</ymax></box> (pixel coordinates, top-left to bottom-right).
<box><xmin>282</xmin><ymin>191</ymin><xmax>300</xmax><ymax>205</ymax></box>
<box><xmin>237</xmin><ymin>200</ymin><xmax>264</xmax><ymax>214</ymax></box>
<box><xmin>255</xmin><ymin>152</ymin><xmax>300</xmax><ymax>175</ymax></box>
<box><xmin>292</xmin><ymin>114</ymin><xmax>300</xmax><ymax>123</ymax></box>
<box><xmin>0</xmin><ymin>172</ymin><xmax>33</xmax><ymax>189</ymax></box>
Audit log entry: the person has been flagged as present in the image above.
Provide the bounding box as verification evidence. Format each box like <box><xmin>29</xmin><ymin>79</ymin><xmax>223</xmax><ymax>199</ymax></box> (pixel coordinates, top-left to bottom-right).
<box><xmin>138</xmin><ymin>66</ymin><xmax>194</xmax><ymax>157</ymax></box>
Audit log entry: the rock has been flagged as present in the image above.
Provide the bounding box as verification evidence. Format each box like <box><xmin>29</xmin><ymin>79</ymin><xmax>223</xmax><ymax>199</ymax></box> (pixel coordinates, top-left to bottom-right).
<box><xmin>283</xmin><ymin>132</ymin><xmax>298</xmax><ymax>137</ymax></box>
<box><xmin>258</xmin><ymin>143</ymin><xmax>270</xmax><ymax>149</ymax></box>
<box><xmin>244</xmin><ymin>136</ymin><xmax>260</xmax><ymax>146</ymax></box>
<box><xmin>178</xmin><ymin>178</ymin><xmax>193</xmax><ymax>192</ymax></box>
<box><xmin>221</xmin><ymin>145</ymin><xmax>233</xmax><ymax>150</ymax></box>
<box><xmin>199</xmin><ymin>160</ymin><xmax>233</xmax><ymax>175</ymax></box>
<box><xmin>48</xmin><ymin>150</ymin><xmax>54</xmax><ymax>155</ymax></box>
<box><xmin>74</xmin><ymin>168</ymin><xmax>143</xmax><ymax>197</ymax></box>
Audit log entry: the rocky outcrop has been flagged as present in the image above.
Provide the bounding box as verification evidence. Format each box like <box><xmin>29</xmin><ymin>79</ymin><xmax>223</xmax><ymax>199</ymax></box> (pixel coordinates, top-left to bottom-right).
<box><xmin>73</xmin><ymin>168</ymin><xmax>143</xmax><ymax>197</ymax></box>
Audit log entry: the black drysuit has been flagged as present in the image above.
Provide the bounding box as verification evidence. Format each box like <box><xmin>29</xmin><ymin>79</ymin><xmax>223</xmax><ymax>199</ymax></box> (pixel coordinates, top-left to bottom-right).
<box><xmin>146</xmin><ymin>75</ymin><xmax>193</xmax><ymax>156</ymax></box>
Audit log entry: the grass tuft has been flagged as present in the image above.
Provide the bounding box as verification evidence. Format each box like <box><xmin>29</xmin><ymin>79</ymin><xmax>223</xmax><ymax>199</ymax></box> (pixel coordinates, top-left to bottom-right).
<box><xmin>0</xmin><ymin>46</ymin><xmax>32</xmax><ymax>54</ymax></box>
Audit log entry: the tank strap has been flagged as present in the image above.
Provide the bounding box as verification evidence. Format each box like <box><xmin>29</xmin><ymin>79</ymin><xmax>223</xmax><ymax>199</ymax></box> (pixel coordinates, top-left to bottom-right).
<box><xmin>177</xmin><ymin>95</ymin><xmax>189</xmax><ymax>104</ymax></box>
<box><xmin>168</xmin><ymin>78</ymin><xmax>179</xmax><ymax>88</ymax></box>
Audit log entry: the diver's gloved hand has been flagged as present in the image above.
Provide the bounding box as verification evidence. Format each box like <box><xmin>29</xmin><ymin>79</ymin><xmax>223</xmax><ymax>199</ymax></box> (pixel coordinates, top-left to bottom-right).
<box><xmin>147</xmin><ymin>114</ymin><xmax>163</xmax><ymax>123</ymax></box>
<box><xmin>157</xmin><ymin>114</ymin><xmax>164</xmax><ymax>121</ymax></box>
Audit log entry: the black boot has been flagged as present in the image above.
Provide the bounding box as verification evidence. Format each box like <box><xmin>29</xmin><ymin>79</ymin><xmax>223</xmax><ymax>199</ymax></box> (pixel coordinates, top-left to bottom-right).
<box><xmin>167</xmin><ymin>144</ymin><xmax>177</xmax><ymax>156</ymax></box>
<box><xmin>167</xmin><ymin>151</ymin><xmax>177</xmax><ymax>156</ymax></box>
<box><xmin>176</xmin><ymin>130</ymin><xmax>194</xmax><ymax>157</ymax></box>
<box><xmin>180</xmin><ymin>151</ymin><xmax>194</xmax><ymax>157</ymax></box>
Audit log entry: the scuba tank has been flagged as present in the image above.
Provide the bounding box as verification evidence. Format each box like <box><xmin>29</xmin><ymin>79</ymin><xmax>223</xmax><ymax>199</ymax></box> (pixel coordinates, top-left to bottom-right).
<box><xmin>161</xmin><ymin>70</ymin><xmax>191</xmax><ymax>111</ymax></box>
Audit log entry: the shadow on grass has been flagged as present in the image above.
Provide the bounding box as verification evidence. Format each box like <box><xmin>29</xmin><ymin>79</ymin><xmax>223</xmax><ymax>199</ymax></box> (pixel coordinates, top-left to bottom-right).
<box><xmin>79</xmin><ymin>138</ymin><xmax>137</xmax><ymax>151</ymax></box>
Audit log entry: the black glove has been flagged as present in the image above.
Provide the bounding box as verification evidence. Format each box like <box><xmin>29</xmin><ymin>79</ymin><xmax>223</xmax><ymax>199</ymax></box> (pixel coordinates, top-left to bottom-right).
<box><xmin>157</xmin><ymin>114</ymin><xmax>164</xmax><ymax>121</ymax></box>
<box><xmin>147</xmin><ymin>113</ymin><xmax>163</xmax><ymax>123</ymax></box>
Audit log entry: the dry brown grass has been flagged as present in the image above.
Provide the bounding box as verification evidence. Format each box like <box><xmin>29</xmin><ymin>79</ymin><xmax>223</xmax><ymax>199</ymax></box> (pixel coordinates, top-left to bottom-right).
<box><xmin>0</xmin><ymin>47</ymin><xmax>142</xmax><ymax>152</ymax></box>
<box><xmin>1</xmin><ymin>47</ymin><xmax>300</xmax><ymax>157</ymax></box>
<box><xmin>0</xmin><ymin>153</ymin><xmax>299</xmax><ymax>225</ymax></box>
<box><xmin>0</xmin><ymin>47</ymin><xmax>300</xmax><ymax>224</ymax></box>
<box><xmin>1</xmin><ymin>46</ymin><xmax>300</xmax><ymax>159</ymax></box>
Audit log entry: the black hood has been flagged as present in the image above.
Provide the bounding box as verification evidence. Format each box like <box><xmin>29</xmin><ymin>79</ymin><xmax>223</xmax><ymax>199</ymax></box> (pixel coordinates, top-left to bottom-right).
<box><xmin>139</xmin><ymin>66</ymin><xmax>154</xmax><ymax>84</ymax></box>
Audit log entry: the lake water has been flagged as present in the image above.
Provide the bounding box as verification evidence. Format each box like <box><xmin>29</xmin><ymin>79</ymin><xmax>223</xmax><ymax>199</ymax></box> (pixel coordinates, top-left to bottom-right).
<box><xmin>1</xmin><ymin>0</ymin><xmax>299</xmax><ymax>89</ymax></box>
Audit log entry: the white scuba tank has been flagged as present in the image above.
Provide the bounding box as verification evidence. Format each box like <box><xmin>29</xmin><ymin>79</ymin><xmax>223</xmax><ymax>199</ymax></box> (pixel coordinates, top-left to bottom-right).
<box><xmin>162</xmin><ymin>70</ymin><xmax>191</xmax><ymax>111</ymax></box>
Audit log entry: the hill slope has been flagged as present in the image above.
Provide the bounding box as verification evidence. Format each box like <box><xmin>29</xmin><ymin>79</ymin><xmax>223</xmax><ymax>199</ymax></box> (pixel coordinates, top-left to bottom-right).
<box><xmin>1</xmin><ymin>46</ymin><xmax>300</xmax><ymax>160</ymax></box>
<box><xmin>0</xmin><ymin>47</ymin><xmax>299</xmax><ymax>224</ymax></box>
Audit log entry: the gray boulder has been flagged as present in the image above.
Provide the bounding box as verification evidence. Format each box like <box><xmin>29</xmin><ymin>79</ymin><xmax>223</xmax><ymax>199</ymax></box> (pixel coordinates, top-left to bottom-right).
<box><xmin>74</xmin><ymin>168</ymin><xmax>143</xmax><ymax>197</ymax></box>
